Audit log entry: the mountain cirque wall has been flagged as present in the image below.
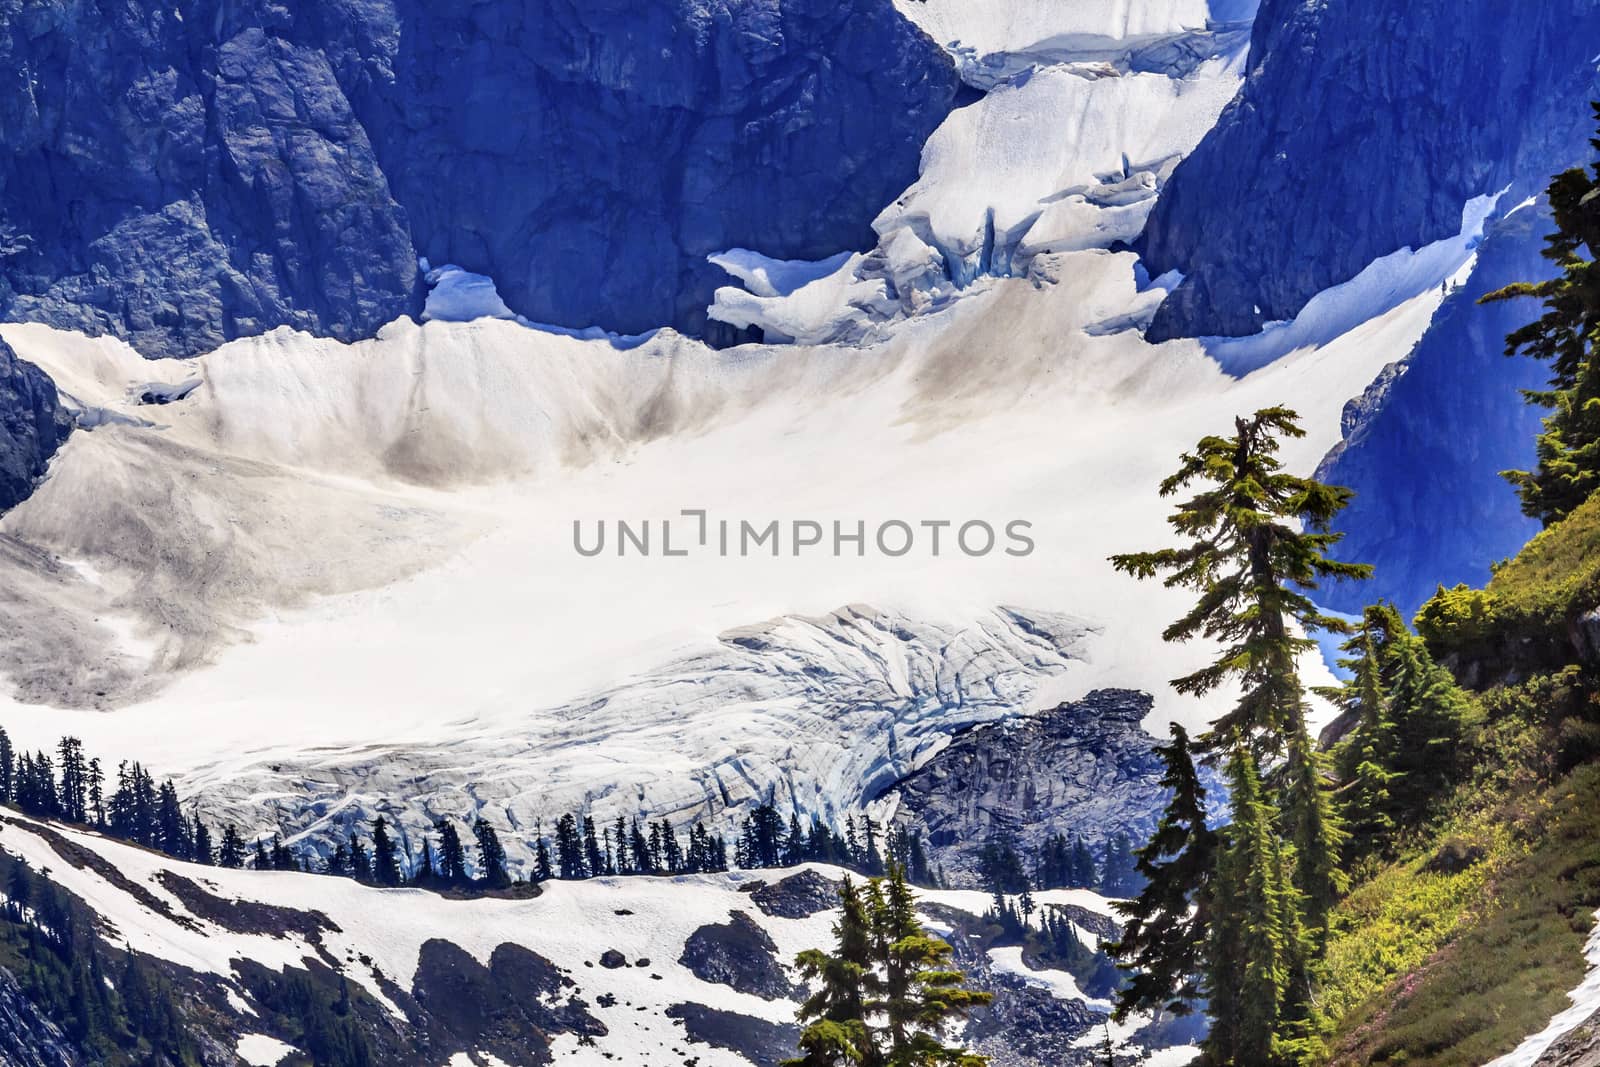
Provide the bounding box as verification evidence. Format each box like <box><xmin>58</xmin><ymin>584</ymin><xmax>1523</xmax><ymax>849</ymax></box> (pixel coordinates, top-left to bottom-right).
<box><xmin>0</xmin><ymin>0</ymin><xmax>959</xmax><ymax>359</ymax></box>
<box><xmin>886</xmin><ymin>688</ymin><xmax>1190</xmax><ymax>887</ymax></box>
<box><xmin>0</xmin><ymin>337</ymin><xmax>70</xmax><ymax>511</ymax></box>
<box><xmin>1139</xmin><ymin>0</ymin><xmax>1600</xmax><ymax>342</ymax></box>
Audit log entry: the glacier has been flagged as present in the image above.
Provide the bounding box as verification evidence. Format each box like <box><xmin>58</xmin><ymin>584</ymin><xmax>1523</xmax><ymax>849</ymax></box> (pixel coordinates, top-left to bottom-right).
<box><xmin>0</xmin><ymin>0</ymin><xmax>1513</xmax><ymax>868</ymax></box>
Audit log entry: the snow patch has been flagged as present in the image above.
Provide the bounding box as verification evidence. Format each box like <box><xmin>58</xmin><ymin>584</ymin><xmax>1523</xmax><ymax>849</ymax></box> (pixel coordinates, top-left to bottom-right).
<box><xmin>1483</xmin><ymin>907</ymin><xmax>1600</xmax><ymax>1067</ymax></box>
<box><xmin>1201</xmin><ymin>192</ymin><xmax>1503</xmax><ymax>375</ymax></box>
<box><xmin>236</xmin><ymin>1034</ymin><xmax>297</xmax><ymax>1066</ymax></box>
<box><xmin>987</xmin><ymin>945</ymin><xmax>1113</xmax><ymax>1011</ymax></box>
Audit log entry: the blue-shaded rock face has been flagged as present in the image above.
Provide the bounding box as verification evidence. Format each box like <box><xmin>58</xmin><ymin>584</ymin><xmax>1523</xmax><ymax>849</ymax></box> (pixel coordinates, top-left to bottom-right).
<box><xmin>0</xmin><ymin>0</ymin><xmax>958</xmax><ymax>358</ymax></box>
<box><xmin>1316</xmin><ymin>204</ymin><xmax>1550</xmax><ymax>616</ymax></box>
<box><xmin>0</xmin><ymin>338</ymin><xmax>72</xmax><ymax>511</ymax></box>
<box><xmin>0</xmin><ymin>1</ymin><xmax>420</xmax><ymax>360</ymax></box>
<box><xmin>1139</xmin><ymin>0</ymin><xmax>1600</xmax><ymax>342</ymax></box>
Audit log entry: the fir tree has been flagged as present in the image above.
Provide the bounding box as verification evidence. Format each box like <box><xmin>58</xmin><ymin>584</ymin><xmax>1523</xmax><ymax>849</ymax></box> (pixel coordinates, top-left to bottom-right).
<box><xmin>555</xmin><ymin>813</ymin><xmax>587</xmax><ymax>879</ymax></box>
<box><xmin>0</xmin><ymin>726</ymin><xmax>12</xmax><ymax>803</ymax></box>
<box><xmin>1110</xmin><ymin>723</ymin><xmax>1217</xmax><ymax>1019</ymax></box>
<box><xmin>1109</xmin><ymin>407</ymin><xmax>1370</xmax><ymax>757</ymax></box>
<box><xmin>192</xmin><ymin>818</ymin><xmax>215</xmax><ymax>866</ymax></box>
<box><xmin>533</xmin><ymin>824</ymin><xmax>554</xmax><ymax>883</ymax></box>
<box><xmin>436</xmin><ymin>821</ymin><xmax>468</xmax><ymax>884</ymax></box>
<box><xmin>789</xmin><ymin>876</ymin><xmax>879</xmax><ymax>1067</ymax></box>
<box><xmin>348</xmin><ymin>833</ymin><xmax>372</xmax><ymax>881</ymax></box>
<box><xmin>473</xmin><ymin>817</ymin><xmax>509</xmax><ymax>887</ymax></box>
<box><xmin>372</xmin><ymin>817</ymin><xmax>402</xmax><ymax>886</ymax></box>
<box><xmin>1284</xmin><ymin>731</ymin><xmax>1348</xmax><ymax>940</ymax></box>
<box><xmin>414</xmin><ymin>836</ymin><xmax>438</xmax><ymax>885</ymax></box>
<box><xmin>1481</xmin><ymin>103</ymin><xmax>1600</xmax><ymax>525</ymax></box>
<box><xmin>583</xmin><ymin>815</ymin><xmax>605</xmax><ymax>877</ymax></box>
<box><xmin>1206</xmin><ymin>744</ymin><xmax>1296</xmax><ymax>1067</ymax></box>
<box><xmin>1328</xmin><ymin>626</ymin><xmax>1401</xmax><ymax>859</ymax></box>
<box><xmin>875</xmin><ymin>865</ymin><xmax>992</xmax><ymax>1065</ymax></box>
<box><xmin>788</xmin><ymin>868</ymin><xmax>991</xmax><ymax>1066</ymax></box>
<box><xmin>219</xmin><ymin>824</ymin><xmax>247</xmax><ymax>869</ymax></box>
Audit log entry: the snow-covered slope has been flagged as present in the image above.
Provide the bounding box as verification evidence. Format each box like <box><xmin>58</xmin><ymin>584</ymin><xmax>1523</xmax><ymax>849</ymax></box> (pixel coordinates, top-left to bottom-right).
<box><xmin>0</xmin><ymin>812</ymin><xmax>1168</xmax><ymax>1066</ymax></box>
<box><xmin>0</xmin><ymin>0</ymin><xmax>1499</xmax><ymax>869</ymax></box>
<box><xmin>0</xmin><ymin>216</ymin><xmax>1469</xmax><ymax>837</ymax></box>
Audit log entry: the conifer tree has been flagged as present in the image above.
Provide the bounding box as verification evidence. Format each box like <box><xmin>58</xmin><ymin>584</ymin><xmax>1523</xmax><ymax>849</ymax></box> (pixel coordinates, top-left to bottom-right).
<box><xmin>554</xmin><ymin>813</ymin><xmax>587</xmax><ymax>879</ymax></box>
<box><xmin>372</xmin><ymin>817</ymin><xmax>402</xmax><ymax>886</ymax></box>
<box><xmin>790</xmin><ymin>869</ymin><xmax>991</xmax><ymax>1066</ymax></box>
<box><xmin>1328</xmin><ymin>626</ymin><xmax>1400</xmax><ymax>852</ymax></box>
<box><xmin>1205</xmin><ymin>745</ymin><xmax>1293</xmax><ymax>1067</ymax></box>
<box><xmin>436</xmin><ymin>821</ymin><xmax>468</xmax><ymax>884</ymax></box>
<box><xmin>219</xmin><ymin>824</ymin><xmax>246</xmax><ymax>869</ymax></box>
<box><xmin>0</xmin><ymin>726</ymin><xmax>12</xmax><ymax>802</ymax></box>
<box><xmin>875</xmin><ymin>865</ymin><xmax>992</xmax><ymax>1065</ymax></box>
<box><xmin>192</xmin><ymin>819</ymin><xmax>215</xmax><ymax>866</ymax></box>
<box><xmin>582</xmin><ymin>815</ymin><xmax>604</xmax><ymax>877</ymax></box>
<box><xmin>1384</xmin><ymin>622</ymin><xmax>1470</xmax><ymax>815</ymax></box>
<box><xmin>789</xmin><ymin>876</ymin><xmax>880</xmax><ymax>1067</ymax></box>
<box><xmin>473</xmin><ymin>817</ymin><xmax>509</xmax><ymax>887</ymax></box>
<box><xmin>414</xmin><ymin>836</ymin><xmax>438</xmax><ymax>884</ymax></box>
<box><xmin>1109</xmin><ymin>407</ymin><xmax>1370</xmax><ymax>757</ymax></box>
<box><xmin>348</xmin><ymin>833</ymin><xmax>372</xmax><ymax>881</ymax></box>
<box><xmin>533</xmin><ymin>828</ymin><xmax>554</xmax><ymax>883</ymax></box>
<box><xmin>1110</xmin><ymin>723</ymin><xmax>1216</xmax><ymax>1019</ymax></box>
<box><xmin>1283</xmin><ymin>730</ymin><xmax>1347</xmax><ymax>940</ymax></box>
<box><xmin>1481</xmin><ymin>103</ymin><xmax>1600</xmax><ymax>525</ymax></box>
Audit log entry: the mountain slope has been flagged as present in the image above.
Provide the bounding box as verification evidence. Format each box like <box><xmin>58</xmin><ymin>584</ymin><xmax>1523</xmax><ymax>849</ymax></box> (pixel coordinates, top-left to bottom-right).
<box><xmin>0</xmin><ymin>811</ymin><xmax>1156</xmax><ymax>1067</ymax></box>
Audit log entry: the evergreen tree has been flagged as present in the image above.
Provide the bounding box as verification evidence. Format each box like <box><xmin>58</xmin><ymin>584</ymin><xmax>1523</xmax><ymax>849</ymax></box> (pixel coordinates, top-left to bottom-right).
<box><xmin>156</xmin><ymin>781</ymin><xmax>188</xmax><ymax>858</ymax></box>
<box><xmin>473</xmin><ymin>818</ymin><xmax>509</xmax><ymax>887</ymax></box>
<box><xmin>875</xmin><ymin>865</ymin><xmax>991</xmax><ymax>1065</ymax></box>
<box><xmin>372</xmin><ymin>817</ymin><xmax>402</xmax><ymax>886</ymax></box>
<box><xmin>436</xmin><ymin>821</ymin><xmax>468</xmax><ymax>884</ymax></box>
<box><xmin>348</xmin><ymin>833</ymin><xmax>372</xmax><ymax>881</ymax></box>
<box><xmin>1384</xmin><ymin>620</ymin><xmax>1471</xmax><ymax>815</ymax></box>
<box><xmin>789</xmin><ymin>876</ymin><xmax>880</xmax><ymax>1067</ymax></box>
<box><xmin>788</xmin><ymin>869</ymin><xmax>991</xmax><ymax>1066</ymax></box>
<box><xmin>86</xmin><ymin>758</ymin><xmax>104</xmax><ymax>826</ymax></box>
<box><xmin>1328</xmin><ymin>626</ymin><xmax>1401</xmax><ymax>858</ymax></box>
<box><xmin>583</xmin><ymin>816</ymin><xmax>605</xmax><ymax>878</ymax></box>
<box><xmin>1481</xmin><ymin>103</ymin><xmax>1600</xmax><ymax>525</ymax></box>
<box><xmin>533</xmin><ymin>825</ymin><xmax>554</xmax><ymax>883</ymax></box>
<box><xmin>0</xmin><ymin>726</ymin><xmax>12</xmax><ymax>803</ymax></box>
<box><xmin>192</xmin><ymin>818</ymin><xmax>215</xmax><ymax>866</ymax></box>
<box><xmin>555</xmin><ymin>814</ymin><xmax>587</xmax><ymax>879</ymax></box>
<box><xmin>414</xmin><ymin>836</ymin><xmax>438</xmax><ymax>885</ymax></box>
<box><xmin>1206</xmin><ymin>745</ymin><xmax>1295</xmax><ymax>1067</ymax></box>
<box><xmin>219</xmin><ymin>824</ymin><xmax>247</xmax><ymax>869</ymax></box>
<box><xmin>1099</xmin><ymin>832</ymin><xmax>1143</xmax><ymax>898</ymax></box>
<box><xmin>56</xmin><ymin>737</ymin><xmax>87</xmax><ymax>824</ymax></box>
<box><xmin>1109</xmin><ymin>407</ymin><xmax>1370</xmax><ymax>757</ymax></box>
<box><xmin>1110</xmin><ymin>723</ymin><xmax>1217</xmax><ymax>1019</ymax></box>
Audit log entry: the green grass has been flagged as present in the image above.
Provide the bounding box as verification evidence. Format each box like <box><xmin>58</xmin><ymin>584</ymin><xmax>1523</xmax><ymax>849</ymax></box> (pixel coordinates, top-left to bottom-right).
<box><xmin>1317</xmin><ymin>489</ymin><xmax>1600</xmax><ymax>1065</ymax></box>
<box><xmin>1320</xmin><ymin>763</ymin><xmax>1600</xmax><ymax>1066</ymax></box>
<box><xmin>1418</xmin><ymin>492</ymin><xmax>1600</xmax><ymax>666</ymax></box>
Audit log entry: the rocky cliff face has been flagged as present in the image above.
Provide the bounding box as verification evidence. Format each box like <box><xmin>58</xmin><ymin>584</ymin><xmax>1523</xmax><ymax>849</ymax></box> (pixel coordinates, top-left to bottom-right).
<box><xmin>886</xmin><ymin>689</ymin><xmax>1190</xmax><ymax>886</ymax></box>
<box><xmin>1317</xmin><ymin>201</ymin><xmax>1549</xmax><ymax>614</ymax></box>
<box><xmin>0</xmin><ymin>968</ymin><xmax>78</xmax><ymax>1067</ymax></box>
<box><xmin>0</xmin><ymin>338</ymin><xmax>71</xmax><ymax>511</ymax></box>
<box><xmin>1139</xmin><ymin>0</ymin><xmax>1600</xmax><ymax>342</ymax></box>
<box><xmin>0</xmin><ymin>0</ymin><xmax>958</xmax><ymax>358</ymax></box>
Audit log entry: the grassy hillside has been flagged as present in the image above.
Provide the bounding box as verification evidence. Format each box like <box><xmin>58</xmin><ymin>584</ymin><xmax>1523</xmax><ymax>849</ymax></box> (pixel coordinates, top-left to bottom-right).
<box><xmin>1314</xmin><ymin>494</ymin><xmax>1600</xmax><ymax>1064</ymax></box>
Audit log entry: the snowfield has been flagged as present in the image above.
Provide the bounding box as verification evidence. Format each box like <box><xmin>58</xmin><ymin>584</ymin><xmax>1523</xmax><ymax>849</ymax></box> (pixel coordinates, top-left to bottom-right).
<box><xmin>0</xmin><ymin>813</ymin><xmax>1165</xmax><ymax>1066</ymax></box>
<box><xmin>0</xmin><ymin>0</ymin><xmax>1491</xmax><ymax>868</ymax></box>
